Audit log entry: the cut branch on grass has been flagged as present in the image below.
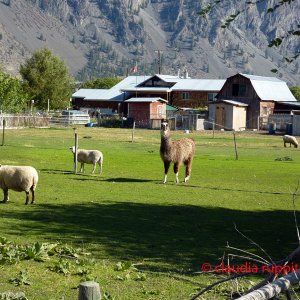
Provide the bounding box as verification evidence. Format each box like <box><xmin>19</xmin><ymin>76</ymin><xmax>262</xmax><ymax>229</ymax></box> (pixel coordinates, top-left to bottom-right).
<box><xmin>236</xmin><ymin>269</ymin><xmax>300</xmax><ymax>300</ymax></box>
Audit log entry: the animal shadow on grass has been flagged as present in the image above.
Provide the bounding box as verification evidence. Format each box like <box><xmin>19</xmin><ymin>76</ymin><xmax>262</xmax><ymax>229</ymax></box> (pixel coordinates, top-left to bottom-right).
<box><xmin>1</xmin><ymin>202</ymin><xmax>298</xmax><ymax>274</ymax></box>
<box><xmin>72</xmin><ymin>177</ymin><xmax>155</xmax><ymax>183</ymax></box>
<box><xmin>40</xmin><ymin>169</ymin><xmax>73</xmax><ymax>175</ymax></box>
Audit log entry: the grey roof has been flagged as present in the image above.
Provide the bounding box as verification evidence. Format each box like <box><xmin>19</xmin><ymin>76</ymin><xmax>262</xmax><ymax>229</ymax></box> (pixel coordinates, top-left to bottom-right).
<box><xmin>121</xmin><ymin>74</ymin><xmax>225</xmax><ymax>92</ymax></box>
<box><xmin>121</xmin><ymin>87</ymin><xmax>171</xmax><ymax>92</ymax></box>
<box><xmin>72</xmin><ymin>76</ymin><xmax>151</xmax><ymax>101</ymax></box>
<box><xmin>172</xmin><ymin>79</ymin><xmax>226</xmax><ymax>91</ymax></box>
<box><xmin>125</xmin><ymin>97</ymin><xmax>167</xmax><ymax>103</ymax></box>
<box><xmin>239</xmin><ymin>73</ymin><xmax>296</xmax><ymax>102</ymax></box>
<box><xmin>222</xmin><ymin>100</ymin><xmax>248</xmax><ymax>107</ymax></box>
<box><xmin>209</xmin><ymin>100</ymin><xmax>248</xmax><ymax>107</ymax></box>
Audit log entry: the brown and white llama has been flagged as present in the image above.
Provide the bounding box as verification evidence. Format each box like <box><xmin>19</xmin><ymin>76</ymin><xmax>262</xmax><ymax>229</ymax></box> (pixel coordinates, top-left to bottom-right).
<box><xmin>160</xmin><ymin>119</ymin><xmax>196</xmax><ymax>184</ymax></box>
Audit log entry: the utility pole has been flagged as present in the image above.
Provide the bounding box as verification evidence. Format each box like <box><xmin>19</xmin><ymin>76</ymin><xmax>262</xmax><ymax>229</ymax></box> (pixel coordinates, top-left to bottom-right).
<box><xmin>154</xmin><ymin>50</ymin><xmax>163</xmax><ymax>74</ymax></box>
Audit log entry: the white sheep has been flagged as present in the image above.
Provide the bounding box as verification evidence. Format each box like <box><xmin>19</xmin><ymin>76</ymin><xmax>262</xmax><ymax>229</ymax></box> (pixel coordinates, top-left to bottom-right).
<box><xmin>0</xmin><ymin>165</ymin><xmax>38</xmax><ymax>205</ymax></box>
<box><xmin>70</xmin><ymin>146</ymin><xmax>103</xmax><ymax>174</ymax></box>
<box><xmin>283</xmin><ymin>135</ymin><xmax>298</xmax><ymax>148</ymax></box>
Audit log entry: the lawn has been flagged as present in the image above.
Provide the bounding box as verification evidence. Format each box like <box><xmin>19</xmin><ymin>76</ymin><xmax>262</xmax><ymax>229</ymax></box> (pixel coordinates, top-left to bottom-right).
<box><xmin>0</xmin><ymin>127</ymin><xmax>299</xmax><ymax>300</ymax></box>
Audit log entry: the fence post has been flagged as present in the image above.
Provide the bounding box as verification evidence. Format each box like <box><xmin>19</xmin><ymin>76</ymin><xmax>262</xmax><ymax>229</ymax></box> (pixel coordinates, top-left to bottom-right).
<box><xmin>74</xmin><ymin>128</ymin><xmax>78</xmax><ymax>174</ymax></box>
<box><xmin>131</xmin><ymin>121</ymin><xmax>135</xmax><ymax>142</ymax></box>
<box><xmin>78</xmin><ymin>281</ymin><xmax>101</xmax><ymax>300</ymax></box>
<box><xmin>1</xmin><ymin>119</ymin><xmax>6</xmax><ymax>146</ymax></box>
<box><xmin>233</xmin><ymin>131</ymin><xmax>238</xmax><ymax>160</ymax></box>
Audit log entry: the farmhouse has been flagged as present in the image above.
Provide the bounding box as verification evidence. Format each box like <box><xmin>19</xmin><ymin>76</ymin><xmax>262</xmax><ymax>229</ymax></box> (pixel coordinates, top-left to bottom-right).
<box><xmin>215</xmin><ymin>73</ymin><xmax>297</xmax><ymax>129</ymax></box>
<box><xmin>120</xmin><ymin>74</ymin><xmax>225</xmax><ymax>109</ymax></box>
<box><xmin>72</xmin><ymin>74</ymin><xmax>225</xmax><ymax>118</ymax></box>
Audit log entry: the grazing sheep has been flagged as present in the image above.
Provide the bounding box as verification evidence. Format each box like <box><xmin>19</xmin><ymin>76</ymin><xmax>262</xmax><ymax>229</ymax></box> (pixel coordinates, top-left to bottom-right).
<box><xmin>0</xmin><ymin>165</ymin><xmax>38</xmax><ymax>205</ymax></box>
<box><xmin>160</xmin><ymin>119</ymin><xmax>196</xmax><ymax>183</ymax></box>
<box><xmin>70</xmin><ymin>146</ymin><xmax>103</xmax><ymax>174</ymax></box>
<box><xmin>283</xmin><ymin>135</ymin><xmax>298</xmax><ymax>148</ymax></box>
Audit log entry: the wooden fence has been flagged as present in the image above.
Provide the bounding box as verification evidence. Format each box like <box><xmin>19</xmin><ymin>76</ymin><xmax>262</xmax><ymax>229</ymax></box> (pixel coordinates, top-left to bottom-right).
<box><xmin>0</xmin><ymin>114</ymin><xmax>51</xmax><ymax>128</ymax></box>
<box><xmin>0</xmin><ymin>113</ymin><xmax>90</xmax><ymax>128</ymax></box>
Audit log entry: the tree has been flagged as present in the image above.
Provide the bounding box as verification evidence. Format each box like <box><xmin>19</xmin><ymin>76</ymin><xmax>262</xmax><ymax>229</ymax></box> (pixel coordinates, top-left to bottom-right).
<box><xmin>0</xmin><ymin>70</ymin><xmax>28</xmax><ymax>113</ymax></box>
<box><xmin>80</xmin><ymin>77</ymin><xmax>122</xmax><ymax>89</ymax></box>
<box><xmin>290</xmin><ymin>86</ymin><xmax>300</xmax><ymax>101</ymax></box>
<box><xmin>20</xmin><ymin>48</ymin><xmax>74</xmax><ymax>110</ymax></box>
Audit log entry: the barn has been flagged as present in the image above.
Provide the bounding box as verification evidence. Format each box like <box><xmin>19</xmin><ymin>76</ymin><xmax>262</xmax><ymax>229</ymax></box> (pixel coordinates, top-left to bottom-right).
<box><xmin>216</xmin><ymin>73</ymin><xmax>297</xmax><ymax>129</ymax></box>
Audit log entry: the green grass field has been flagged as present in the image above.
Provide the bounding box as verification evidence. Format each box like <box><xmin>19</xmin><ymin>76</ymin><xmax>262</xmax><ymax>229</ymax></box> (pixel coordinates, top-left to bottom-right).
<box><xmin>0</xmin><ymin>127</ymin><xmax>300</xmax><ymax>299</ymax></box>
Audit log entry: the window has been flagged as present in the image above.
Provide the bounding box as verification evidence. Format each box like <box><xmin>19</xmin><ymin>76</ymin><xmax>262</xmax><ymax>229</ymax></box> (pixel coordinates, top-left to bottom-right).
<box><xmin>232</xmin><ymin>84</ymin><xmax>246</xmax><ymax>97</ymax></box>
<box><xmin>208</xmin><ymin>93</ymin><xmax>218</xmax><ymax>101</ymax></box>
<box><xmin>157</xmin><ymin>105</ymin><xmax>163</xmax><ymax>116</ymax></box>
<box><xmin>182</xmin><ymin>92</ymin><xmax>189</xmax><ymax>100</ymax></box>
<box><xmin>262</xmin><ymin>106</ymin><xmax>268</xmax><ymax>116</ymax></box>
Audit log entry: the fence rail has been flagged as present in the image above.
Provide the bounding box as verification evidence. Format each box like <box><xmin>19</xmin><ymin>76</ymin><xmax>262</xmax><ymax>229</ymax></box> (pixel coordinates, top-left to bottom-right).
<box><xmin>0</xmin><ymin>115</ymin><xmax>51</xmax><ymax>128</ymax></box>
<box><xmin>0</xmin><ymin>113</ymin><xmax>90</xmax><ymax>128</ymax></box>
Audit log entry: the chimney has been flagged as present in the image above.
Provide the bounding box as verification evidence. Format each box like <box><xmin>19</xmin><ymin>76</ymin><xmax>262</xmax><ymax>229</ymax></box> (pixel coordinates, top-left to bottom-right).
<box><xmin>183</xmin><ymin>67</ymin><xmax>188</xmax><ymax>79</ymax></box>
<box><xmin>177</xmin><ymin>69</ymin><xmax>181</xmax><ymax>78</ymax></box>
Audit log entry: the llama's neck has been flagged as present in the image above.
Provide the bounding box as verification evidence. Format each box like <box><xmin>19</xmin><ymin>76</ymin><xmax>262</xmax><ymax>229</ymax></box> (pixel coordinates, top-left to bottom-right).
<box><xmin>160</xmin><ymin>131</ymin><xmax>172</xmax><ymax>153</ymax></box>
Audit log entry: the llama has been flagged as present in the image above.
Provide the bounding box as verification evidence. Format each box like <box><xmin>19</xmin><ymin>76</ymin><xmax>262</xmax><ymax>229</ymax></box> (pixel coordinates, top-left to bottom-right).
<box><xmin>160</xmin><ymin>119</ymin><xmax>196</xmax><ymax>184</ymax></box>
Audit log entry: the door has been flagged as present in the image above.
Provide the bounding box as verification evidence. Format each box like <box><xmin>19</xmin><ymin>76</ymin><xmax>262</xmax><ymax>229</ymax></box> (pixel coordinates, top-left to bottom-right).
<box><xmin>215</xmin><ymin>106</ymin><xmax>225</xmax><ymax>129</ymax></box>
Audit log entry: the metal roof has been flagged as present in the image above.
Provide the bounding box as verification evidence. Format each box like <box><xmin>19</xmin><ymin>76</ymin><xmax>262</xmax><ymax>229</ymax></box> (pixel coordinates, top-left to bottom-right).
<box><xmin>172</xmin><ymin>79</ymin><xmax>226</xmax><ymax>91</ymax></box>
<box><xmin>72</xmin><ymin>76</ymin><xmax>151</xmax><ymax>101</ymax></box>
<box><xmin>125</xmin><ymin>97</ymin><xmax>167</xmax><ymax>103</ymax></box>
<box><xmin>222</xmin><ymin>100</ymin><xmax>248</xmax><ymax>107</ymax></box>
<box><xmin>239</xmin><ymin>73</ymin><xmax>296</xmax><ymax>102</ymax></box>
<box><xmin>209</xmin><ymin>100</ymin><xmax>248</xmax><ymax>107</ymax></box>
<box><xmin>121</xmin><ymin>87</ymin><xmax>171</xmax><ymax>92</ymax></box>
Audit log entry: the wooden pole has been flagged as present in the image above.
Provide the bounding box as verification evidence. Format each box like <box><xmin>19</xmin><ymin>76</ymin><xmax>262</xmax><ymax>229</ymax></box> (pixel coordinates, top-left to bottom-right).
<box><xmin>1</xmin><ymin>119</ymin><xmax>5</xmax><ymax>146</ymax></box>
<box><xmin>212</xmin><ymin>121</ymin><xmax>215</xmax><ymax>139</ymax></box>
<box><xmin>78</xmin><ymin>281</ymin><xmax>101</xmax><ymax>300</ymax></box>
<box><xmin>233</xmin><ymin>131</ymin><xmax>238</xmax><ymax>160</ymax></box>
<box><xmin>74</xmin><ymin>128</ymin><xmax>78</xmax><ymax>174</ymax></box>
<box><xmin>131</xmin><ymin>121</ymin><xmax>135</xmax><ymax>142</ymax></box>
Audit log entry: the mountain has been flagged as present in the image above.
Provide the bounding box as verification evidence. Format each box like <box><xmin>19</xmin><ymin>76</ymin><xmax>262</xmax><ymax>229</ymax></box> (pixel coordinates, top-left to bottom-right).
<box><xmin>0</xmin><ymin>0</ymin><xmax>299</xmax><ymax>85</ymax></box>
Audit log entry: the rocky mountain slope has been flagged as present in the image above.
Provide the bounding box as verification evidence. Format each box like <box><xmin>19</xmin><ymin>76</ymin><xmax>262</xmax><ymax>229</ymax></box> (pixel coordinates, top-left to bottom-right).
<box><xmin>0</xmin><ymin>0</ymin><xmax>299</xmax><ymax>85</ymax></box>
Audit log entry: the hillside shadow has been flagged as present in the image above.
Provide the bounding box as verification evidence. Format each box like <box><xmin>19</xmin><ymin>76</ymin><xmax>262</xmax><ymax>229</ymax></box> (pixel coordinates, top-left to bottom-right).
<box><xmin>1</xmin><ymin>202</ymin><xmax>298</xmax><ymax>272</ymax></box>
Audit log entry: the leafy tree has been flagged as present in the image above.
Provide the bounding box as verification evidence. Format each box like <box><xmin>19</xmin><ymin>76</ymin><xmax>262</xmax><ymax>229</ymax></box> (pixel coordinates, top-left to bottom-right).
<box><xmin>290</xmin><ymin>86</ymin><xmax>300</xmax><ymax>101</ymax></box>
<box><xmin>0</xmin><ymin>70</ymin><xmax>28</xmax><ymax>113</ymax></box>
<box><xmin>20</xmin><ymin>48</ymin><xmax>74</xmax><ymax>110</ymax></box>
<box><xmin>80</xmin><ymin>77</ymin><xmax>122</xmax><ymax>89</ymax></box>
